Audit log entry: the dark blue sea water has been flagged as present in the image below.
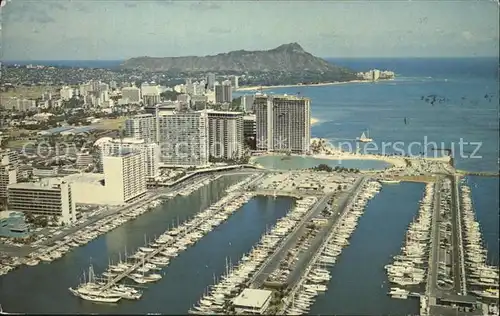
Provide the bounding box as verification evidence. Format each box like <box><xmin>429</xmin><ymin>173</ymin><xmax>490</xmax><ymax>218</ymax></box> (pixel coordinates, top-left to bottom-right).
<box><xmin>236</xmin><ymin>58</ymin><xmax>499</xmax><ymax>173</ymax></box>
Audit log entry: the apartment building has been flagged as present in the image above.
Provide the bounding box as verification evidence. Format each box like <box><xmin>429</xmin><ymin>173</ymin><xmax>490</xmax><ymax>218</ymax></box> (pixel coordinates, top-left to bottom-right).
<box><xmin>101</xmin><ymin>138</ymin><xmax>160</xmax><ymax>178</ymax></box>
<box><xmin>121</xmin><ymin>86</ymin><xmax>142</xmax><ymax>104</ymax></box>
<box><xmin>0</xmin><ymin>150</ymin><xmax>19</xmax><ymax>200</ymax></box>
<box><xmin>102</xmin><ymin>150</ymin><xmax>147</xmax><ymax>204</ymax></box>
<box><xmin>255</xmin><ymin>94</ymin><xmax>311</xmax><ymax>153</ymax></box>
<box><xmin>214</xmin><ymin>81</ymin><xmax>232</xmax><ymax>104</ymax></box>
<box><xmin>124</xmin><ymin>114</ymin><xmax>157</xmax><ymax>143</ymax></box>
<box><xmin>157</xmin><ymin>111</ymin><xmax>209</xmax><ymax>166</ymax></box>
<box><xmin>205</xmin><ymin>110</ymin><xmax>244</xmax><ymax>160</ymax></box>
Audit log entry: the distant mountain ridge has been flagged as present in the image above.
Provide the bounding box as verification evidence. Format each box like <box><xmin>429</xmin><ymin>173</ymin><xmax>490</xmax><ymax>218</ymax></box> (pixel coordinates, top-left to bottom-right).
<box><xmin>120</xmin><ymin>43</ymin><xmax>353</xmax><ymax>75</ymax></box>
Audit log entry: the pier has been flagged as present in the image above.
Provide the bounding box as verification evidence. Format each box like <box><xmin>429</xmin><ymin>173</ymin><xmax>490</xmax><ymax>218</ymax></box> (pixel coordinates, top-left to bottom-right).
<box><xmin>282</xmin><ymin>177</ymin><xmax>366</xmax><ymax>290</ymax></box>
<box><xmin>235</xmin><ymin>189</ymin><xmax>324</xmax><ymax>199</ymax></box>
<box><xmin>276</xmin><ymin>177</ymin><xmax>368</xmax><ymax>314</ymax></box>
<box><xmin>456</xmin><ymin>170</ymin><xmax>499</xmax><ymax>178</ymax></box>
<box><xmin>99</xmin><ymin>192</ymin><xmax>249</xmax><ymax>292</ymax></box>
<box><xmin>247</xmin><ymin>192</ymin><xmax>334</xmax><ymax>288</ymax></box>
<box><xmin>425</xmin><ymin>177</ymin><xmax>481</xmax><ymax>316</ymax></box>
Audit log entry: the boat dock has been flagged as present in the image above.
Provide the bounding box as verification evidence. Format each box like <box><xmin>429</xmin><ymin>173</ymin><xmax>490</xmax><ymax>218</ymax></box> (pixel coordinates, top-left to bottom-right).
<box><xmin>235</xmin><ymin>189</ymin><xmax>324</xmax><ymax>199</ymax></box>
<box><xmin>275</xmin><ymin>178</ymin><xmax>366</xmax><ymax>312</ymax></box>
<box><xmin>424</xmin><ymin>176</ymin><xmax>483</xmax><ymax>316</ymax></box>
<box><xmin>99</xmin><ymin>193</ymin><xmax>249</xmax><ymax>292</ymax></box>
<box><xmin>247</xmin><ymin>192</ymin><xmax>335</xmax><ymax>288</ymax></box>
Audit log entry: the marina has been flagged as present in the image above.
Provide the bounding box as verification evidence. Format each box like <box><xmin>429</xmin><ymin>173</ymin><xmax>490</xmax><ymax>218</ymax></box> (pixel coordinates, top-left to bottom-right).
<box><xmin>279</xmin><ymin>180</ymin><xmax>382</xmax><ymax>315</ymax></box>
<box><xmin>68</xmin><ymin>175</ymin><xmax>262</xmax><ymax>302</ymax></box>
<box><xmin>460</xmin><ymin>184</ymin><xmax>499</xmax><ymax>300</ymax></box>
<box><xmin>384</xmin><ymin>183</ymin><xmax>433</xmax><ymax>298</ymax></box>
<box><xmin>0</xmin><ymin>174</ymin><xmax>243</xmax><ymax>277</ymax></box>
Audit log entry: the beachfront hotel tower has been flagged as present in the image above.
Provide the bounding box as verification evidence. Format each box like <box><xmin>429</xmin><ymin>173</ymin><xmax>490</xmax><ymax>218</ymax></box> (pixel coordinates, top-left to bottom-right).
<box><xmin>254</xmin><ymin>94</ymin><xmax>311</xmax><ymax>154</ymax></box>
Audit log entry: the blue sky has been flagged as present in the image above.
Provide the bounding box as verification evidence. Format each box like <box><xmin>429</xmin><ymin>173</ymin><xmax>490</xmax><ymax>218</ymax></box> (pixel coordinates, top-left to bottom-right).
<box><xmin>1</xmin><ymin>0</ymin><xmax>498</xmax><ymax>60</ymax></box>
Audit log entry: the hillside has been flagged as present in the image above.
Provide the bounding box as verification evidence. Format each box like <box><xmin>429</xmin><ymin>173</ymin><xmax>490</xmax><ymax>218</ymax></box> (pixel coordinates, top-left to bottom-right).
<box><xmin>120</xmin><ymin>43</ymin><xmax>354</xmax><ymax>76</ymax></box>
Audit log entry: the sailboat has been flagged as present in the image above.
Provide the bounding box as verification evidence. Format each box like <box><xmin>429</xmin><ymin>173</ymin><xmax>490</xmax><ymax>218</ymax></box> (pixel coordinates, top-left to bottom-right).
<box><xmin>357</xmin><ymin>130</ymin><xmax>373</xmax><ymax>143</ymax></box>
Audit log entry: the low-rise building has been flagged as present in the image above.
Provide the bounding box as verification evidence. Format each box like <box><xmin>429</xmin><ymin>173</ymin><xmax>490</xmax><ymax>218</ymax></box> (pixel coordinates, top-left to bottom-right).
<box><xmin>7</xmin><ymin>179</ymin><xmax>77</xmax><ymax>225</ymax></box>
<box><xmin>232</xmin><ymin>289</ymin><xmax>273</xmax><ymax>315</ymax></box>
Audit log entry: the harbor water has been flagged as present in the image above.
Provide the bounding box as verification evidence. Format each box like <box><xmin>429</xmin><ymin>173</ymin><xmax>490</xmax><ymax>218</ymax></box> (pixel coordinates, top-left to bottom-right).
<box><xmin>0</xmin><ymin>176</ymin><xmax>295</xmax><ymax>313</ymax></box>
<box><xmin>309</xmin><ymin>182</ymin><xmax>424</xmax><ymax>315</ymax></box>
<box><xmin>465</xmin><ymin>176</ymin><xmax>500</xmax><ymax>263</ymax></box>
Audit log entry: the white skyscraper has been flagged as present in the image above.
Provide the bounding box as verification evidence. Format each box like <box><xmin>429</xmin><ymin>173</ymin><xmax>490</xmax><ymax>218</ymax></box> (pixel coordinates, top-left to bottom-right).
<box><xmin>103</xmin><ymin>151</ymin><xmax>147</xmax><ymax>203</ymax></box>
<box><xmin>241</xmin><ymin>95</ymin><xmax>255</xmax><ymax>113</ymax></box>
<box><xmin>101</xmin><ymin>138</ymin><xmax>160</xmax><ymax>179</ymax></box>
<box><xmin>231</xmin><ymin>76</ymin><xmax>239</xmax><ymax>89</ymax></box>
<box><xmin>124</xmin><ymin>114</ymin><xmax>157</xmax><ymax>143</ymax></box>
<box><xmin>205</xmin><ymin>110</ymin><xmax>244</xmax><ymax>160</ymax></box>
<box><xmin>255</xmin><ymin>94</ymin><xmax>311</xmax><ymax>153</ymax></box>
<box><xmin>158</xmin><ymin>111</ymin><xmax>209</xmax><ymax>166</ymax></box>
<box><xmin>141</xmin><ymin>83</ymin><xmax>161</xmax><ymax>106</ymax></box>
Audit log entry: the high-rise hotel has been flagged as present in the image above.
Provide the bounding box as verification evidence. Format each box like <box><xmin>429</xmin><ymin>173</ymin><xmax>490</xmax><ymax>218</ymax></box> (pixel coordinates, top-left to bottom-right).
<box><xmin>206</xmin><ymin>110</ymin><xmax>244</xmax><ymax>160</ymax></box>
<box><xmin>124</xmin><ymin>113</ymin><xmax>156</xmax><ymax>143</ymax></box>
<box><xmin>158</xmin><ymin>111</ymin><xmax>209</xmax><ymax>167</ymax></box>
<box><xmin>255</xmin><ymin>94</ymin><xmax>311</xmax><ymax>154</ymax></box>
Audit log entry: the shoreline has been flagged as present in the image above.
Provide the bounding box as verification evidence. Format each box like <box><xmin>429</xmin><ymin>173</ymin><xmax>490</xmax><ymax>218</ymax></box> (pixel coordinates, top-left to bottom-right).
<box><xmin>311</xmin><ymin>117</ymin><xmax>319</xmax><ymax>126</ymax></box>
<box><xmin>249</xmin><ymin>150</ymin><xmax>451</xmax><ymax>169</ymax></box>
<box><xmin>235</xmin><ymin>80</ymin><xmax>375</xmax><ymax>92</ymax></box>
<box><xmin>249</xmin><ymin>152</ymin><xmax>405</xmax><ymax>168</ymax></box>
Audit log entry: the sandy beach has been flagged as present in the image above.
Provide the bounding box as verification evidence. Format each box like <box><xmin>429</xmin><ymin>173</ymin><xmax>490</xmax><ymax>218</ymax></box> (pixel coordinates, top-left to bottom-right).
<box><xmin>311</xmin><ymin>117</ymin><xmax>320</xmax><ymax>126</ymax></box>
<box><xmin>235</xmin><ymin>80</ymin><xmax>371</xmax><ymax>92</ymax></box>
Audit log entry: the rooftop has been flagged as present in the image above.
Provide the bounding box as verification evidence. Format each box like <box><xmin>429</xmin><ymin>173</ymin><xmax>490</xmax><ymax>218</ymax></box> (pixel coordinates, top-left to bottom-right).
<box><xmin>438</xmin><ymin>293</ymin><xmax>478</xmax><ymax>304</ymax></box>
<box><xmin>204</xmin><ymin>109</ymin><xmax>243</xmax><ymax>116</ymax></box>
<box><xmin>64</xmin><ymin>173</ymin><xmax>105</xmax><ymax>185</ymax></box>
<box><xmin>232</xmin><ymin>289</ymin><xmax>273</xmax><ymax>309</ymax></box>
<box><xmin>255</xmin><ymin>93</ymin><xmax>310</xmax><ymax>101</ymax></box>
<box><xmin>8</xmin><ymin>178</ymin><xmax>65</xmax><ymax>190</ymax></box>
<box><xmin>113</xmin><ymin>137</ymin><xmax>145</xmax><ymax>144</ymax></box>
<box><xmin>37</xmin><ymin>126</ymin><xmax>74</xmax><ymax>135</ymax></box>
<box><xmin>133</xmin><ymin>113</ymin><xmax>154</xmax><ymax>117</ymax></box>
<box><xmin>104</xmin><ymin>148</ymin><xmax>137</xmax><ymax>157</ymax></box>
<box><xmin>61</xmin><ymin>126</ymin><xmax>97</xmax><ymax>135</ymax></box>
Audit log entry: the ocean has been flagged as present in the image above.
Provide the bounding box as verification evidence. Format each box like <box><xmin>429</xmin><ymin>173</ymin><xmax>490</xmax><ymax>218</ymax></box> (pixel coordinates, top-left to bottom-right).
<box><xmin>0</xmin><ymin>58</ymin><xmax>498</xmax><ymax>314</ymax></box>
